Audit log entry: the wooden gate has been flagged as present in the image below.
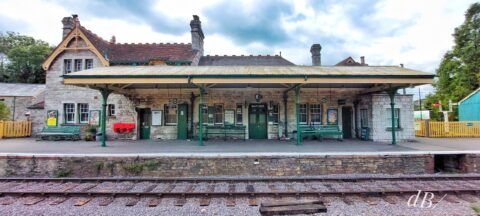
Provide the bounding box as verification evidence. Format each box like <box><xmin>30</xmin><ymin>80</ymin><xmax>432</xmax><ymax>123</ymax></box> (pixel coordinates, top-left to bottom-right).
<box><xmin>0</xmin><ymin>121</ymin><xmax>32</xmax><ymax>139</ymax></box>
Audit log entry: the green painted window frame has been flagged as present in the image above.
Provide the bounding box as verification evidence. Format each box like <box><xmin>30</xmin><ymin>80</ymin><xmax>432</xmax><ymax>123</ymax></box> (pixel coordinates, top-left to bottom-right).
<box><xmin>386</xmin><ymin>108</ymin><xmax>401</xmax><ymax>129</ymax></box>
<box><xmin>235</xmin><ymin>104</ymin><xmax>243</xmax><ymax>125</ymax></box>
<box><xmin>360</xmin><ymin>108</ymin><xmax>368</xmax><ymax>128</ymax></box>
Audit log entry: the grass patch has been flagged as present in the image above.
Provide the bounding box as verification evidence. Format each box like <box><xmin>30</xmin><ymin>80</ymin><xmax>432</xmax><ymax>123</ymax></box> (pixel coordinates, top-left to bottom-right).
<box><xmin>472</xmin><ymin>203</ymin><xmax>480</xmax><ymax>215</ymax></box>
<box><xmin>144</xmin><ymin>160</ymin><xmax>160</xmax><ymax>171</ymax></box>
<box><xmin>122</xmin><ymin>163</ymin><xmax>144</xmax><ymax>175</ymax></box>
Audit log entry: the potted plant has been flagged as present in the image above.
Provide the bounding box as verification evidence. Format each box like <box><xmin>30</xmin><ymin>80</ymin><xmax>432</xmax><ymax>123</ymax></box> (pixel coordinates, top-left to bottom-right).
<box><xmin>85</xmin><ymin>125</ymin><xmax>97</xmax><ymax>141</ymax></box>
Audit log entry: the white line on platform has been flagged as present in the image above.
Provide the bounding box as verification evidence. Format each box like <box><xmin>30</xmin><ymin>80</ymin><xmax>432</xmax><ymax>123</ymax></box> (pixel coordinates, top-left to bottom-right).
<box><xmin>0</xmin><ymin>151</ymin><xmax>479</xmax><ymax>158</ymax></box>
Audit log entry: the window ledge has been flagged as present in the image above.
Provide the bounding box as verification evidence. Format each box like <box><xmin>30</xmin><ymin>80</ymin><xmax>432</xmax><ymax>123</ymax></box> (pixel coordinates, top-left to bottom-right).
<box><xmin>386</xmin><ymin>127</ymin><xmax>403</xmax><ymax>131</ymax></box>
<box><xmin>61</xmin><ymin>123</ymin><xmax>88</xmax><ymax>126</ymax></box>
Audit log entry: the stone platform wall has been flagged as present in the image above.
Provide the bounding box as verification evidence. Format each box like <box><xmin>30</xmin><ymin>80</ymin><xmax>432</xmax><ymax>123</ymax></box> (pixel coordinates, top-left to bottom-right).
<box><xmin>0</xmin><ymin>154</ymin><xmax>444</xmax><ymax>177</ymax></box>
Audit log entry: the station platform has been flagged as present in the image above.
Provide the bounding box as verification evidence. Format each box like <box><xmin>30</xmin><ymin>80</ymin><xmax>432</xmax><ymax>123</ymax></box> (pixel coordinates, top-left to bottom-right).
<box><xmin>0</xmin><ymin>137</ymin><xmax>479</xmax><ymax>156</ymax></box>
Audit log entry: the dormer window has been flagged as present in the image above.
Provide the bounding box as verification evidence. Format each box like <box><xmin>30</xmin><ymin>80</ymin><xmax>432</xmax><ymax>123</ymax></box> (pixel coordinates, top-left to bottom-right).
<box><xmin>85</xmin><ymin>59</ymin><xmax>93</xmax><ymax>69</ymax></box>
<box><xmin>74</xmin><ymin>59</ymin><xmax>83</xmax><ymax>72</ymax></box>
<box><xmin>64</xmin><ymin>59</ymin><xmax>72</xmax><ymax>74</ymax></box>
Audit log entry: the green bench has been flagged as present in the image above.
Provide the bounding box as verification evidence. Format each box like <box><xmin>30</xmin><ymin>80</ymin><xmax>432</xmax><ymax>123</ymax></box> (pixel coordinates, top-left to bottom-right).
<box><xmin>37</xmin><ymin>126</ymin><xmax>81</xmax><ymax>141</ymax></box>
<box><xmin>199</xmin><ymin>125</ymin><xmax>246</xmax><ymax>141</ymax></box>
<box><xmin>299</xmin><ymin>125</ymin><xmax>343</xmax><ymax>141</ymax></box>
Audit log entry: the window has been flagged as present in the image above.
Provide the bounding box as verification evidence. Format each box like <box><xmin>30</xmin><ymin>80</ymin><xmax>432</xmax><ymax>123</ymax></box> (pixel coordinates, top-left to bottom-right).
<box><xmin>85</xmin><ymin>59</ymin><xmax>93</xmax><ymax>69</ymax></box>
<box><xmin>269</xmin><ymin>104</ymin><xmax>279</xmax><ymax>125</ymax></box>
<box><xmin>386</xmin><ymin>108</ymin><xmax>400</xmax><ymax>128</ymax></box>
<box><xmin>310</xmin><ymin>104</ymin><xmax>322</xmax><ymax>125</ymax></box>
<box><xmin>201</xmin><ymin>104</ymin><xmax>209</xmax><ymax>125</ymax></box>
<box><xmin>299</xmin><ymin>104</ymin><xmax>307</xmax><ymax>124</ymax></box>
<box><xmin>108</xmin><ymin>104</ymin><xmax>115</xmax><ymax>116</ymax></box>
<box><xmin>64</xmin><ymin>59</ymin><xmax>72</xmax><ymax>74</ymax></box>
<box><xmin>164</xmin><ymin>104</ymin><xmax>177</xmax><ymax>125</ymax></box>
<box><xmin>78</xmin><ymin>103</ymin><xmax>89</xmax><ymax>123</ymax></box>
<box><xmin>74</xmin><ymin>59</ymin><xmax>82</xmax><ymax>72</ymax></box>
<box><xmin>236</xmin><ymin>104</ymin><xmax>243</xmax><ymax>125</ymax></box>
<box><xmin>360</xmin><ymin>109</ymin><xmax>368</xmax><ymax>128</ymax></box>
<box><xmin>214</xmin><ymin>104</ymin><xmax>223</xmax><ymax>125</ymax></box>
<box><xmin>64</xmin><ymin>103</ymin><xmax>75</xmax><ymax>123</ymax></box>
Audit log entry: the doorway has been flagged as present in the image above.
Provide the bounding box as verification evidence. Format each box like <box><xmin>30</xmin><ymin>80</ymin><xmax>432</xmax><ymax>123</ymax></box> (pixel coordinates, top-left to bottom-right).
<box><xmin>342</xmin><ymin>107</ymin><xmax>352</xmax><ymax>139</ymax></box>
<box><xmin>138</xmin><ymin>108</ymin><xmax>151</xmax><ymax>140</ymax></box>
<box><xmin>248</xmin><ymin>104</ymin><xmax>267</xmax><ymax>139</ymax></box>
<box><xmin>177</xmin><ymin>104</ymin><xmax>188</xmax><ymax>140</ymax></box>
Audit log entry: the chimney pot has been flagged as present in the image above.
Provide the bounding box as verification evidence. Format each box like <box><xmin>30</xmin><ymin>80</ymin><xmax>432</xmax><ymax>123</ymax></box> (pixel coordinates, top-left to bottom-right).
<box><xmin>360</xmin><ymin>56</ymin><xmax>365</xmax><ymax>65</ymax></box>
<box><xmin>310</xmin><ymin>44</ymin><xmax>322</xmax><ymax>66</ymax></box>
<box><xmin>110</xmin><ymin>35</ymin><xmax>116</xmax><ymax>44</ymax></box>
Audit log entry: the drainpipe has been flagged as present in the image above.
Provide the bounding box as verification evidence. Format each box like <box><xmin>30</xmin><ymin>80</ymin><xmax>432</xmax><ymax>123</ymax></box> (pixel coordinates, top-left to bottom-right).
<box><xmin>198</xmin><ymin>88</ymin><xmax>204</xmax><ymax>146</ymax></box>
<box><xmin>12</xmin><ymin>96</ymin><xmax>16</xmax><ymax>120</ymax></box>
<box><xmin>295</xmin><ymin>86</ymin><xmax>301</xmax><ymax>145</ymax></box>
<box><xmin>100</xmin><ymin>88</ymin><xmax>111</xmax><ymax>147</ymax></box>
<box><xmin>283</xmin><ymin>93</ymin><xmax>288</xmax><ymax>137</ymax></box>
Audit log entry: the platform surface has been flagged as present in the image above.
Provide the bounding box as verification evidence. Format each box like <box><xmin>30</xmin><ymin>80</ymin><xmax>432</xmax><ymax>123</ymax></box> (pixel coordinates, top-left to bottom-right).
<box><xmin>0</xmin><ymin>137</ymin><xmax>479</xmax><ymax>156</ymax></box>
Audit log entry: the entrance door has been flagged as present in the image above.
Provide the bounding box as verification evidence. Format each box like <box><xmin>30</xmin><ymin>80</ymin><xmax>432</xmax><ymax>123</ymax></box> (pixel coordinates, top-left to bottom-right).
<box><xmin>248</xmin><ymin>104</ymin><xmax>267</xmax><ymax>139</ymax></box>
<box><xmin>342</xmin><ymin>107</ymin><xmax>352</xmax><ymax>139</ymax></box>
<box><xmin>139</xmin><ymin>108</ymin><xmax>151</xmax><ymax>140</ymax></box>
<box><xmin>177</xmin><ymin>104</ymin><xmax>188</xmax><ymax>140</ymax></box>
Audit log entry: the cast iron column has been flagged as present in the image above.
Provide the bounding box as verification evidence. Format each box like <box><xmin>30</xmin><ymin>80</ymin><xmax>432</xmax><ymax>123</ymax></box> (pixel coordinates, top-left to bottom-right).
<box><xmin>295</xmin><ymin>86</ymin><xmax>301</xmax><ymax>145</ymax></box>
<box><xmin>283</xmin><ymin>93</ymin><xmax>288</xmax><ymax>137</ymax></box>
<box><xmin>100</xmin><ymin>88</ymin><xmax>111</xmax><ymax>147</ymax></box>
<box><xmin>198</xmin><ymin>88</ymin><xmax>204</xmax><ymax>146</ymax></box>
<box><xmin>387</xmin><ymin>89</ymin><xmax>397</xmax><ymax>145</ymax></box>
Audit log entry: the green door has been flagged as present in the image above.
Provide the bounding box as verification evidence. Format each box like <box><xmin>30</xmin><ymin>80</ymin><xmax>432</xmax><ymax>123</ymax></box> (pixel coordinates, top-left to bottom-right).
<box><xmin>177</xmin><ymin>104</ymin><xmax>188</xmax><ymax>140</ymax></box>
<box><xmin>249</xmin><ymin>104</ymin><xmax>267</xmax><ymax>139</ymax></box>
<box><xmin>139</xmin><ymin>108</ymin><xmax>151</xmax><ymax>139</ymax></box>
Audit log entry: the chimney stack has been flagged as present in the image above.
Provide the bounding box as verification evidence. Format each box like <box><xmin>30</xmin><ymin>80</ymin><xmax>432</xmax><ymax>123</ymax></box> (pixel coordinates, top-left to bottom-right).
<box><xmin>400</xmin><ymin>63</ymin><xmax>404</xmax><ymax>68</ymax></box>
<box><xmin>310</xmin><ymin>44</ymin><xmax>321</xmax><ymax>66</ymax></box>
<box><xmin>61</xmin><ymin>15</ymin><xmax>74</xmax><ymax>39</ymax></box>
<box><xmin>360</xmin><ymin>56</ymin><xmax>365</xmax><ymax>65</ymax></box>
<box><xmin>190</xmin><ymin>15</ymin><xmax>205</xmax><ymax>56</ymax></box>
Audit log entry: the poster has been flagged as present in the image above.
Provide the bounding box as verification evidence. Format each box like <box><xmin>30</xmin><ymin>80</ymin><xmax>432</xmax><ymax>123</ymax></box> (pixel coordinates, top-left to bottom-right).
<box><xmin>152</xmin><ymin>110</ymin><xmax>163</xmax><ymax>126</ymax></box>
<box><xmin>224</xmin><ymin>109</ymin><xmax>235</xmax><ymax>125</ymax></box>
<box><xmin>47</xmin><ymin>110</ymin><xmax>58</xmax><ymax>126</ymax></box>
<box><xmin>89</xmin><ymin>110</ymin><xmax>100</xmax><ymax>126</ymax></box>
<box><xmin>327</xmin><ymin>109</ymin><xmax>338</xmax><ymax>125</ymax></box>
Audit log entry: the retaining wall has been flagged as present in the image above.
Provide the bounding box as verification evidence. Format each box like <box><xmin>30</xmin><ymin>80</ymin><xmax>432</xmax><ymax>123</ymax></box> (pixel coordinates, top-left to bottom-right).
<box><xmin>0</xmin><ymin>154</ymin><xmax>447</xmax><ymax>177</ymax></box>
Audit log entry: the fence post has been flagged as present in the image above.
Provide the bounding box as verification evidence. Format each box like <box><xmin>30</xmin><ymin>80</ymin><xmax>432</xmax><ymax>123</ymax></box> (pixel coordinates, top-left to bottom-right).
<box><xmin>425</xmin><ymin>120</ymin><xmax>430</xmax><ymax>137</ymax></box>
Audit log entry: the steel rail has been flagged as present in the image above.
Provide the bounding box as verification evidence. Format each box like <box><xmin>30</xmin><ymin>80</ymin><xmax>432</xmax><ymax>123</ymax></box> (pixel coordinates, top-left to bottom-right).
<box><xmin>0</xmin><ymin>188</ymin><xmax>479</xmax><ymax>198</ymax></box>
<box><xmin>0</xmin><ymin>175</ymin><xmax>479</xmax><ymax>183</ymax></box>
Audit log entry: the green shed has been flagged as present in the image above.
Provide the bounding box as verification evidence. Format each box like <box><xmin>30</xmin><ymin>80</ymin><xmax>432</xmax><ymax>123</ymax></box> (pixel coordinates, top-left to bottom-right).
<box><xmin>459</xmin><ymin>88</ymin><xmax>480</xmax><ymax>121</ymax></box>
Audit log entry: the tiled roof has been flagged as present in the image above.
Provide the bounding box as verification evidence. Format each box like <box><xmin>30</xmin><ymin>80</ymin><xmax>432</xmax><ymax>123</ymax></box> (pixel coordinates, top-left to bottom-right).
<box><xmin>335</xmin><ymin>57</ymin><xmax>362</xmax><ymax>66</ymax></box>
<box><xmin>80</xmin><ymin>26</ymin><xmax>196</xmax><ymax>63</ymax></box>
<box><xmin>0</xmin><ymin>83</ymin><xmax>45</xmax><ymax>97</ymax></box>
<box><xmin>199</xmin><ymin>55</ymin><xmax>295</xmax><ymax>66</ymax></box>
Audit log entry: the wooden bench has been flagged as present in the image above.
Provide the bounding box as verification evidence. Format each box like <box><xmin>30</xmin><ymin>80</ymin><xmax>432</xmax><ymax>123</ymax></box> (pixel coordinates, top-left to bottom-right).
<box><xmin>37</xmin><ymin>126</ymin><xmax>81</xmax><ymax>141</ymax></box>
<box><xmin>200</xmin><ymin>125</ymin><xmax>246</xmax><ymax>141</ymax></box>
<box><xmin>299</xmin><ymin>125</ymin><xmax>343</xmax><ymax>141</ymax></box>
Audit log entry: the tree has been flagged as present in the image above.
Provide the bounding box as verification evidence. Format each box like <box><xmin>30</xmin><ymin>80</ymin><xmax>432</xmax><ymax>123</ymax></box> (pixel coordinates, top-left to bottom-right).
<box><xmin>0</xmin><ymin>102</ymin><xmax>10</xmax><ymax>120</ymax></box>
<box><xmin>0</xmin><ymin>32</ymin><xmax>52</xmax><ymax>83</ymax></box>
<box><xmin>426</xmin><ymin>3</ymin><xmax>480</xmax><ymax>120</ymax></box>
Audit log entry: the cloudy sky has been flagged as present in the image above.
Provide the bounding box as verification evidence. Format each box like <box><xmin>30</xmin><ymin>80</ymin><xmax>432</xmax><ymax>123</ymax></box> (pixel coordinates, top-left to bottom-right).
<box><xmin>0</xmin><ymin>0</ymin><xmax>477</xmax><ymax>97</ymax></box>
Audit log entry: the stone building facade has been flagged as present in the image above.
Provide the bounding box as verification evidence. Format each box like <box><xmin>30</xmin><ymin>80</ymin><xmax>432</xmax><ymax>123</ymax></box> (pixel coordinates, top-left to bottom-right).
<box><xmin>41</xmin><ymin>15</ymin><xmax>427</xmax><ymax>143</ymax></box>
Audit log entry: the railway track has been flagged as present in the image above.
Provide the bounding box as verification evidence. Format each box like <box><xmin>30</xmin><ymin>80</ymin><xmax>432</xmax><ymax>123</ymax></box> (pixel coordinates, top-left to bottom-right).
<box><xmin>0</xmin><ymin>175</ymin><xmax>479</xmax><ymax>207</ymax></box>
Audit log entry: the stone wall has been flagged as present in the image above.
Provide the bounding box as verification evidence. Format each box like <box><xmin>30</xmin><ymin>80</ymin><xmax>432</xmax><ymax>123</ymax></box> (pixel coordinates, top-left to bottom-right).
<box><xmin>0</xmin><ymin>154</ymin><xmax>437</xmax><ymax>177</ymax></box>
<box><xmin>0</xmin><ymin>96</ymin><xmax>44</xmax><ymax>134</ymax></box>
<box><xmin>371</xmin><ymin>94</ymin><xmax>415</xmax><ymax>142</ymax></box>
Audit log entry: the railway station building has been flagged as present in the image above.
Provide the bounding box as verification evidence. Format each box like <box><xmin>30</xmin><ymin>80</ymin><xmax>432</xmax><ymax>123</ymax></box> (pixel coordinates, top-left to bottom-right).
<box><xmin>41</xmin><ymin>15</ymin><xmax>434</xmax><ymax>145</ymax></box>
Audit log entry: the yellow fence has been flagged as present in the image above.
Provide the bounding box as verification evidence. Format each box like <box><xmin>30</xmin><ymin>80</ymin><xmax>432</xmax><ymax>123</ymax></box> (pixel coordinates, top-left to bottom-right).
<box><xmin>0</xmin><ymin>121</ymin><xmax>32</xmax><ymax>139</ymax></box>
<box><xmin>415</xmin><ymin>120</ymin><xmax>480</xmax><ymax>138</ymax></box>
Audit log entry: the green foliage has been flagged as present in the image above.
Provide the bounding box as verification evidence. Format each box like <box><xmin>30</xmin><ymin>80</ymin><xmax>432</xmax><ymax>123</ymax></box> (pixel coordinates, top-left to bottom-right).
<box><xmin>429</xmin><ymin>3</ymin><xmax>480</xmax><ymax>120</ymax></box>
<box><xmin>472</xmin><ymin>203</ymin><xmax>480</xmax><ymax>214</ymax></box>
<box><xmin>122</xmin><ymin>162</ymin><xmax>144</xmax><ymax>175</ymax></box>
<box><xmin>144</xmin><ymin>160</ymin><xmax>160</xmax><ymax>171</ymax></box>
<box><xmin>54</xmin><ymin>168</ymin><xmax>72</xmax><ymax>178</ymax></box>
<box><xmin>86</xmin><ymin>125</ymin><xmax>98</xmax><ymax>133</ymax></box>
<box><xmin>0</xmin><ymin>32</ymin><xmax>52</xmax><ymax>83</ymax></box>
<box><xmin>0</xmin><ymin>102</ymin><xmax>10</xmax><ymax>120</ymax></box>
